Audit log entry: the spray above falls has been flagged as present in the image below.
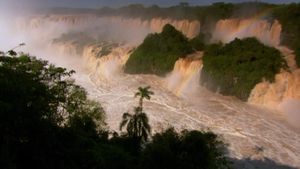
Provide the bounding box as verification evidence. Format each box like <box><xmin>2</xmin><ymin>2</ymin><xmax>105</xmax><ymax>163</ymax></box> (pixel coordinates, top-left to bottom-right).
<box><xmin>17</xmin><ymin>15</ymin><xmax>201</xmax><ymax>42</ymax></box>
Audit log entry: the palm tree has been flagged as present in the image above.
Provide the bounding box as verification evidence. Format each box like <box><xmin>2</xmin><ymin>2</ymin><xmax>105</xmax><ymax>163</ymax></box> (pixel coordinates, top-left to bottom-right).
<box><xmin>6</xmin><ymin>43</ymin><xmax>26</xmax><ymax>56</ymax></box>
<box><xmin>134</xmin><ymin>86</ymin><xmax>154</xmax><ymax>111</ymax></box>
<box><xmin>120</xmin><ymin>107</ymin><xmax>151</xmax><ymax>142</ymax></box>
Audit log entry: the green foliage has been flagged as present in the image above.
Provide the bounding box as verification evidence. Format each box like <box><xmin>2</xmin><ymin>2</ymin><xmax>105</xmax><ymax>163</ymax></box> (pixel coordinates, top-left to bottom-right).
<box><xmin>134</xmin><ymin>86</ymin><xmax>154</xmax><ymax>109</ymax></box>
<box><xmin>190</xmin><ymin>33</ymin><xmax>211</xmax><ymax>51</ymax></box>
<box><xmin>141</xmin><ymin>128</ymin><xmax>232</xmax><ymax>169</ymax></box>
<box><xmin>201</xmin><ymin>38</ymin><xmax>287</xmax><ymax>101</ymax></box>
<box><xmin>119</xmin><ymin>107</ymin><xmax>151</xmax><ymax>143</ymax></box>
<box><xmin>272</xmin><ymin>3</ymin><xmax>300</xmax><ymax>67</ymax></box>
<box><xmin>125</xmin><ymin>24</ymin><xmax>193</xmax><ymax>76</ymax></box>
<box><xmin>0</xmin><ymin>53</ymin><xmax>106</xmax><ymax>169</ymax></box>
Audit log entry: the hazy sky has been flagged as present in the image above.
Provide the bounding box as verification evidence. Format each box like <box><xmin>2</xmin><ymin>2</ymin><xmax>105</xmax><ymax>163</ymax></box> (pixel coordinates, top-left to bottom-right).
<box><xmin>1</xmin><ymin>0</ymin><xmax>300</xmax><ymax>9</ymax></box>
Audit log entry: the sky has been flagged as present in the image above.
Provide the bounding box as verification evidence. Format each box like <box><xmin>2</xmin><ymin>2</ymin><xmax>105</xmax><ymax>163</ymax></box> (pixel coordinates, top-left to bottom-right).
<box><xmin>1</xmin><ymin>0</ymin><xmax>300</xmax><ymax>9</ymax></box>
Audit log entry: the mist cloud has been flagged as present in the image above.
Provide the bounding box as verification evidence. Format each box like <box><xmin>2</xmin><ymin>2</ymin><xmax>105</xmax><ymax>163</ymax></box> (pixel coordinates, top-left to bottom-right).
<box><xmin>279</xmin><ymin>99</ymin><xmax>300</xmax><ymax>129</ymax></box>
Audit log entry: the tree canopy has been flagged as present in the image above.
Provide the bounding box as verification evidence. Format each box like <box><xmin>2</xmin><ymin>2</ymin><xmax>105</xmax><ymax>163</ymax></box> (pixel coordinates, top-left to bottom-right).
<box><xmin>134</xmin><ymin>86</ymin><xmax>154</xmax><ymax>109</ymax></box>
<box><xmin>141</xmin><ymin>128</ymin><xmax>231</xmax><ymax>169</ymax></box>
<box><xmin>0</xmin><ymin>53</ymin><xmax>106</xmax><ymax>169</ymax></box>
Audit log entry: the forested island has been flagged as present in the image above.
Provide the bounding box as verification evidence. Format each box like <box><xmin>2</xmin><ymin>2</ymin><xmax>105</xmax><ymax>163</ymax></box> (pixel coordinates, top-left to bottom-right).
<box><xmin>124</xmin><ymin>23</ymin><xmax>287</xmax><ymax>100</ymax></box>
<box><xmin>201</xmin><ymin>38</ymin><xmax>287</xmax><ymax>101</ymax></box>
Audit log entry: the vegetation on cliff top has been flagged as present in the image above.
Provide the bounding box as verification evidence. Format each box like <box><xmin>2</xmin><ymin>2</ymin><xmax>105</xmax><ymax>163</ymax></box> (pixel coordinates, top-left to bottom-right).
<box><xmin>124</xmin><ymin>24</ymin><xmax>193</xmax><ymax>76</ymax></box>
<box><xmin>201</xmin><ymin>38</ymin><xmax>287</xmax><ymax>101</ymax></box>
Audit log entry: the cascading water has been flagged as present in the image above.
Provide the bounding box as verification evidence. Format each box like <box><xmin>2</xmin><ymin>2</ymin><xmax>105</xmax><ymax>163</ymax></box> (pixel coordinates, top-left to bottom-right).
<box><xmin>1</xmin><ymin>14</ymin><xmax>300</xmax><ymax>169</ymax></box>
<box><xmin>166</xmin><ymin>52</ymin><xmax>203</xmax><ymax>96</ymax></box>
<box><xmin>212</xmin><ymin>19</ymin><xmax>281</xmax><ymax>46</ymax></box>
<box><xmin>82</xmin><ymin>43</ymin><xmax>133</xmax><ymax>86</ymax></box>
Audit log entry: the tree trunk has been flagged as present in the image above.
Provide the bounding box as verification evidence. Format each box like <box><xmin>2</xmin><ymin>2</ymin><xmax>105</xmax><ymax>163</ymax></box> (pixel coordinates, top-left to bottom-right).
<box><xmin>139</xmin><ymin>98</ymin><xmax>143</xmax><ymax>111</ymax></box>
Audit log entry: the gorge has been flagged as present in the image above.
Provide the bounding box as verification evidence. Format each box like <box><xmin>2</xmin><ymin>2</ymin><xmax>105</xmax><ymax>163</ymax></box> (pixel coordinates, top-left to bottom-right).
<box><xmin>1</xmin><ymin>3</ymin><xmax>300</xmax><ymax>169</ymax></box>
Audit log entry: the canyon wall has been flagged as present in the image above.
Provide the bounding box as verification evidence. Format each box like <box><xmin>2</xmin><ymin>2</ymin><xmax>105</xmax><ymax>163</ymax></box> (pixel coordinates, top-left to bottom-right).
<box><xmin>248</xmin><ymin>69</ymin><xmax>300</xmax><ymax>109</ymax></box>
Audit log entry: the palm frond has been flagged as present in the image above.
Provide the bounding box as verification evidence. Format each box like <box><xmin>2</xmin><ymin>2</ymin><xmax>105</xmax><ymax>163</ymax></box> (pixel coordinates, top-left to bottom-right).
<box><xmin>119</xmin><ymin>119</ymin><xmax>128</xmax><ymax>131</ymax></box>
<box><xmin>134</xmin><ymin>92</ymin><xmax>141</xmax><ymax>97</ymax></box>
<box><xmin>122</xmin><ymin>112</ymin><xmax>132</xmax><ymax>119</ymax></box>
<box><xmin>127</xmin><ymin>120</ymin><xmax>134</xmax><ymax>136</ymax></box>
<box><xmin>141</xmin><ymin>127</ymin><xmax>150</xmax><ymax>141</ymax></box>
<box><xmin>120</xmin><ymin>112</ymin><xmax>132</xmax><ymax>130</ymax></box>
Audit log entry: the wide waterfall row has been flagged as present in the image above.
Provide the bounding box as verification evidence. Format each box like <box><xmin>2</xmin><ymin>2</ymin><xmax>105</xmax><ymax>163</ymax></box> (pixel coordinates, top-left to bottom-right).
<box><xmin>16</xmin><ymin>15</ymin><xmax>200</xmax><ymax>39</ymax></box>
<box><xmin>15</xmin><ymin>14</ymin><xmax>300</xmax><ymax>112</ymax></box>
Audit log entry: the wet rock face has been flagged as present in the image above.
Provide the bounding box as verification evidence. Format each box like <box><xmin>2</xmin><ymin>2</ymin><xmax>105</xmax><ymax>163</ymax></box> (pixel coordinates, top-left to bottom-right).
<box><xmin>249</xmin><ymin>69</ymin><xmax>300</xmax><ymax>109</ymax></box>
